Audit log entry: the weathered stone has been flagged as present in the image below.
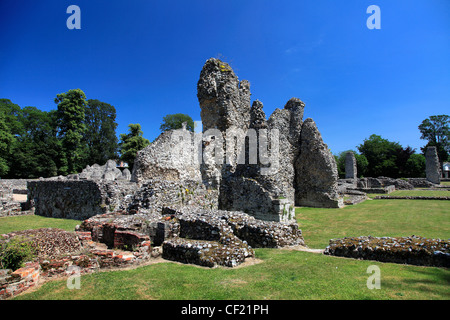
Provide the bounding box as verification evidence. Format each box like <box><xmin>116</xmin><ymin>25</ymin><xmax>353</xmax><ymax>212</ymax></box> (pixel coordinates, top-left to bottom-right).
<box><xmin>425</xmin><ymin>146</ymin><xmax>440</xmax><ymax>184</ymax></box>
<box><xmin>197</xmin><ymin>58</ymin><xmax>250</xmax><ymax>134</ymax></box>
<box><xmin>131</xmin><ymin>127</ymin><xmax>202</xmax><ymax>183</ymax></box>
<box><xmin>295</xmin><ymin>118</ymin><xmax>343</xmax><ymax>208</ymax></box>
<box><xmin>324</xmin><ymin>236</ymin><xmax>450</xmax><ymax>268</ymax></box>
<box><xmin>121</xmin><ymin>168</ymin><xmax>131</xmax><ymax>181</ymax></box>
<box><xmin>28</xmin><ymin>180</ymin><xmax>138</xmax><ymax>220</ymax></box>
<box><xmin>345</xmin><ymin>151</ymin><xmax>357</xmax><ymax>180</ymax></box>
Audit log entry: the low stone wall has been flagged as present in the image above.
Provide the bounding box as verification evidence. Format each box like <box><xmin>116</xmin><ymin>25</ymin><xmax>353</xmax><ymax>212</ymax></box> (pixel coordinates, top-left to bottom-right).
<box><xmin>0</xmin><ymin>262</ymin><xmax>40</xmax><ymax>299</ymax></box>
<box><xmin>348</xmin><ymin>185</ymin><xmax>395</xmax><ymax>194</ymax></box>
<box><xmin>374</xmin><ymin>196</ymin><xmax>450</xmax><ymax>200</ymax></box>
<box><xmin>357</xmin><ymin>177</ymin><xmax>413</xmax><ymax>190</ymax></box>
<box><xmin>324</xmin><ymin>236</ymin><xmax>450</xmax><ymax>268</ymax></box>
<box><xmin>406</xmin><ymin>178</ymin><xmax>436</xmax><ymax>188</ymax></box>
<box><xmin>0</xmin><ymin>228</ymin><xmax>156</xmax><ymax>300</ymax></box>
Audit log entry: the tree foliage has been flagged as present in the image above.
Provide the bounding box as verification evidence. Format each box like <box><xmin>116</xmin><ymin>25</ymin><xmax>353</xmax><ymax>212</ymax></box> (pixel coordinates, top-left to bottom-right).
<box><xmin>55</xmin><ymin>89</ymin><xmax>88</xmax><ymax>174</ymax></box>
<box><xmin>357</xmin><ymin>134</ymin><xmax>418</xmax><ymax>178</ymax></box>
<box><xmin>0</xmin><ymin>111</ymin><xmax>15</xmax><ymax>176</ymax></box>
<box><xmin>118</xmin><ymin>123</ymin><xmax>150</xmax><ymax>170</ymax></box>
<box><xmin>160</xmin><ymin>113</ymin><xmax>194</xmax><ymax>133</ymax></box>
<box><xmin>335</xmin><ymin>150</ymin><xmax>369</xmax><ymax>178</ymax></box>
<box><xmin>84</xmin><ymin>99</ymin><xmax>118</xmax><ymax>166</ymax></box>
<box><xmin>0</xmin><ymin>92</ymin><xmax>121</xmax><ymax>179</ymax></box>
<box><xmin>419</xmin><ymin>115</ymin><xmax>450</xmax><ymax>162</ymax></box>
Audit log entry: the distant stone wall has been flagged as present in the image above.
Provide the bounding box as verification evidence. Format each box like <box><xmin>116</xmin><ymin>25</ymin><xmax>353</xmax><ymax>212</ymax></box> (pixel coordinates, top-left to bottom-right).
<box><xmin>0</xmin><ymin>179</ymin><xmax>34</xmax><ymax>217</ymax></box>
<box><xmin>28</xmin><ymin>180</ymin><xmax>138</xmax><ymax>220</ymax></box>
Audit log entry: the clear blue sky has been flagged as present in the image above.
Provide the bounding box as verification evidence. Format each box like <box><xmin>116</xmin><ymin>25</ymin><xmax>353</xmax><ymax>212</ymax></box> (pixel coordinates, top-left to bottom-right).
<box><xmin>1</xmin><ymin>0</ymin><xmax>449</xmax><ymax>155</ymax></box>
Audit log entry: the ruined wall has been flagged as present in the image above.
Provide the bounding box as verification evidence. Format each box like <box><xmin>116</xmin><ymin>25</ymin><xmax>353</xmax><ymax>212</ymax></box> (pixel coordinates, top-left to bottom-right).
<box><xmin>425</xmin><ymin>146</ymin><xmax>440</xmax><ymax>184</ymax></box>
<box><xmin>129</xmin><ymin>178</ymin><xmax>219</xmax><ymax>214</ymax></box>
<box><xmin>28</xmin><ymin>180</ymin><xmax>138</xmax><ymax>220</ymax></box>
<box><xmin>295</xmin><ymin>119</ymin><xmax>343</xmax><ymax>208</ymax></box>
<box><xmin>345</xmin><ymin>151</ymin><xmax>357</xmax><ymax>180</ymax></box>
<box><xmin>131</xmin><ymin>128</ymin><xmax>202</xmax><ymax>183</ymax></box>
<box><xmin>197</xmin><ymin>58</ymin><xmax>318</xmax><ymax>221</ymax></box>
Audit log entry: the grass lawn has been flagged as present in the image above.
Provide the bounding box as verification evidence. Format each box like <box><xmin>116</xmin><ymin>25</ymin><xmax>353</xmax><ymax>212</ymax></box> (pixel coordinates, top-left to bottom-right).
<box><xmin>297</xmin><ymin>199</ymin><xmax>450</xmax><ymax>249</ymax></box>
<box><xmin>0</xmin><ymin>215</ymin><xmax>80</xmax><ymax>234</ymax></box>
<box><xmin>2</xmin><ymin>195</ymin><xmax>450</xmax><ymax>300</ymax></box>
<box><xmin>366</xmin><ymin>189</ymin><xmax>450</xmax><ymax>198</ymax></box>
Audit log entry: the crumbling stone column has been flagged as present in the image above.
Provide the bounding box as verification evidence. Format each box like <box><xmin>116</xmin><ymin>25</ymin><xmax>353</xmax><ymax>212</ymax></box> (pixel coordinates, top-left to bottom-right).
<box><xmin>295</xmin><ymin>119</ymin><xmax>343</xmax><ymax>208</ymax></box>
<box><xmin>345</xmin><ymin>151</ymin><xmax>357</xmax><ymax>180</ymax></box>
<box><xmin>425</xmin><ymin>146</ymin><xmax>440</xmax><ymax>184</ymax></box>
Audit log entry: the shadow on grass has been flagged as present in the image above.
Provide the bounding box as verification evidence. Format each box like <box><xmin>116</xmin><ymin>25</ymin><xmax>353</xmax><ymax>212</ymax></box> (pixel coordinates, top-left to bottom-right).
<box><xmin>381</xmin><ymin>265</ymin><xmax>450</xmax><ymax>299</ymax></box>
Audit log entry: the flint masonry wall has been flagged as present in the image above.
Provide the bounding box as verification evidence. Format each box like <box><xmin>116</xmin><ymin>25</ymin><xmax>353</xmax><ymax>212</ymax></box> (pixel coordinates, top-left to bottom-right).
<box><xmin>28</xmin><ymin>180</ymin><xmax>138</xmax><ymax>220</ymax></box>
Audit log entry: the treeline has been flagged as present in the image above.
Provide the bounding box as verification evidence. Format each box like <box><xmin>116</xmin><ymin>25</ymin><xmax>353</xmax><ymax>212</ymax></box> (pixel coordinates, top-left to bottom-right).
<box><xmin>0</xmin><ymin>89</ymin><xmax>149</xmax><ymax>179</ymax></box>
<box><xmin>335</xmin><ymin>134</ymin><xmax>426</xmax><ymax>178</ymax></box>
<box><xmin>336</xmin><ymin>121</ymin><xmax>450</xmax><ymax>179</ymax></box>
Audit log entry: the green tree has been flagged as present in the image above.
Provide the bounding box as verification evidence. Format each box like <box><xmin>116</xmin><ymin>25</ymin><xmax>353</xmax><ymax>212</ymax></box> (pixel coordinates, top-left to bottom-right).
<box><xmin>418</xmin><ymin>115</ymin><xmax>450</xmax><ymax>148</ymax></box>
<box><xmin>0</xmin><ymin>99</ymin><xmax>24</xmax><ymax>137</ymax></box>
<box><xmin>8</xmin><ymin>107</ymin><xmax>62</xmax><ymax>178</ymax></box>
<box><xmin>404</xmin><ymin>153</ymin><xmax>426</xmax><ymax>178</ymax></box>
<box><xmin>0</xmin><ymin>111</ymin><xmax>15</xmax><ymax>176</ymax></box>
<box><xmin>160</xmin><ymin>113</ymin><xmax>194</xmax><ymax>133</ymax></box>
<box><xmin>55</xmin><ymin>89</ymin><xmax>88</xmax><ymax>174</ymax></box>
<box><xmin>357</xmin><ymin>134</ymin><xmax>405</xmax><ymax>178</ymax></box>
<box><xmin>84</xmin><ymin>99</ymin><xmax>119</xmax><ymax>166</ymax></box>
<box><xmin>118</xmin><ymin>124</ymin><xmax>150</xmax><ymax>170</ymax></box>
<box><xmin>419</xmin><ymin>115</ymin><xmax>450</xmax><ymax>162</ymax></box>
<box><xmin>335</xmin><ymin>150</ymin><xmax>368</xmax><ymax>178</ymax></box>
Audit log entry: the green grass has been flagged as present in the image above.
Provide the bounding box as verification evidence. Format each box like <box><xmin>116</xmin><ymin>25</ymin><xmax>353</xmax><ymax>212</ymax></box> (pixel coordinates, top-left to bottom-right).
<box><xmin>13</xmin><ymin>248</ymin><xmax>450</xmax><ymax>300</ymax></box>
<box><xmin>367</xmin><ymin>189</ymin><xmax>450</xmax><ymax>198</ymax></box>
<box><xmin>2</xmin><ymin>199</ymin><xmax>450</xmax><ymax>300</ymax></box>
<box><xmin>297</xmin><ymin>199</ymin><xmax>450</xmax><ymax>249</ymax></box>
<box><xmin>0</xmin><ymin>215</ymin><xmax>80</xmax><ymax>234</ymax></box>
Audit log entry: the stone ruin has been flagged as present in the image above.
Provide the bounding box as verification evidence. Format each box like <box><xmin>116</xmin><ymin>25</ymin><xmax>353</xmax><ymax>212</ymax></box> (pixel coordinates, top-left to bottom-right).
<box><xmin>425</xmin><ymin>146</ymin><xmax>440</xmax><ymax>185</ymax></box>
<box><xmin>195</xmin><ymin>58</ymin><xmax>343</xmax><ymax>219</ymax></box>
<box><xmin>18</xmin><ymin>58</ymin><xmax>347</xmax><ymax>270</ymax></box>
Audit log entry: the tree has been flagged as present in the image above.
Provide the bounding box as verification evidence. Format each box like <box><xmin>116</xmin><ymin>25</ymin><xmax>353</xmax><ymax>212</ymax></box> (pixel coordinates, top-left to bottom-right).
<box><xmin>335</xmin><ymin>150</ymin><xmax>368</xmax><ymax>178</ymax></box>
<box><xmin>0</xmin><ymin>99</ymin><xmax>24</xmax><ymax>137</ymax></box>
<box><xmin>404</xmin><ymin>154</ymin><xmax>426</xmax><ymax>178</ymax></box>
<box><xmin>0</xmin><ymin>111</ymin><xmax>15</xmax><ymax>176</ymax></box>
<box><xmin>8</xmin><ymin>107</ymin><xmax>62</xmax><ymax>178</ymax></box>
<box><xmin>54</xmin><ymin>89</ymin><xmax>88</xmax><ymax>174</ymax></box>
<box><xmin>84</xmin><ymin>99</ymin><xmax>119</xmax><ymax>166</ymax></box>
<box><xmin>419</xmin><ymin>115</ymin><xmax>450</xmax><ymax>162</ymax></box>
<box><xmin>160</xmin><ymin>113</ymin><xmax>194</xmax><ymax>133</ymax></box>
<box><xmin>357</xmin><ymin>134</ymin><xmax>409</xmax><ymax>178</ymax></box>
<box><xmin>118</xmin><ymin>124</ymin><xmax>150</xmax><ymax>170</ymax></box>
<box><xmin>418</xmin><ymin>115</ymin><xmax>450</xmax><ymax>148</ymax></box>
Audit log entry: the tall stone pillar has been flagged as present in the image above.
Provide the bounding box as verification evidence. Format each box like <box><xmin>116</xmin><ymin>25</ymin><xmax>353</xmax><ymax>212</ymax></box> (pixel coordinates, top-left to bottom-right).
<box><xmin>345</xmin><ymin>151</ymin><xmax>357</xmax><ymax>180</ymax></box>
<box><xmin>425</xmin><ymin>146</ymin><xmax>440</xmax><ymax>184</ymax></box>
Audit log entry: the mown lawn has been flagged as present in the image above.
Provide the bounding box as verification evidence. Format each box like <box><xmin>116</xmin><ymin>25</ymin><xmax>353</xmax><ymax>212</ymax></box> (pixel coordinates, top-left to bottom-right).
<box><xmin>3</xmin><ymin>194</ymin><xmax>450</xmax><ymax>300</ymax></box>
<box><xmin>0</xmin><ymin>215</ymin><xmax>80</xmax><ymax>234</ymax></box>
<box><xmin>297</xmin><ymin>199</ymin><xmax>450</xmax><ymax>249</ymax></box>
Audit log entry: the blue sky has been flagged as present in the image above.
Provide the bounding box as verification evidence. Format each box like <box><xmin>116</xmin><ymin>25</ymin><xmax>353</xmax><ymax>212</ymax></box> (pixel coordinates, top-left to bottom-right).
<box><xmin>1</xmin><ymin>0</ymin><xmax>449</xmax><ymax>155</ymax></box>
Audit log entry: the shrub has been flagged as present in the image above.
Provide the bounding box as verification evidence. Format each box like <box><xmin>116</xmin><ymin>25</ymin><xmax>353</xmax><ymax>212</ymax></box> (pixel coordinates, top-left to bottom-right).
<box><xmin>0</xmin><ymin>236</ymin><xmax>36</xmax><ymax>270</ymax></box>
